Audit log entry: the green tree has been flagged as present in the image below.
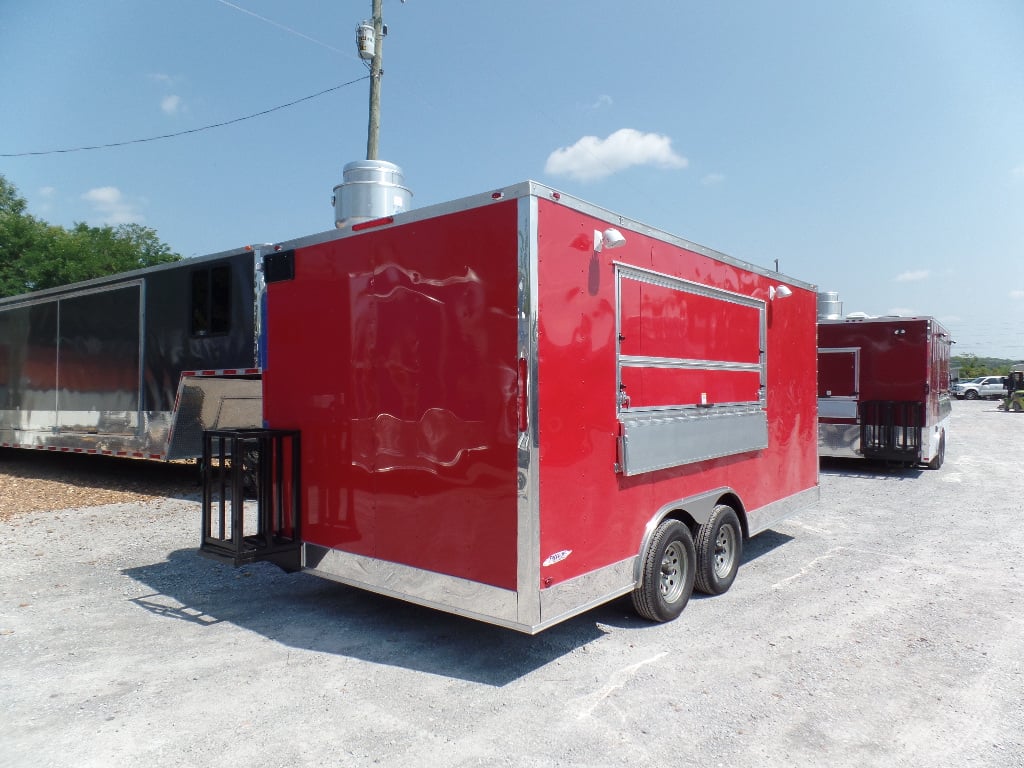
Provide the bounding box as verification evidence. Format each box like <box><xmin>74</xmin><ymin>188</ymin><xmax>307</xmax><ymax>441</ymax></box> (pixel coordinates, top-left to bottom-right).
<box><xmin>0</xmin><ymin>174</ymin><xmax>181</xmax><ymax>297</ymax></box>
<box><xmin>0</xmin><ymin>176</ymin><xmax>47</xmax><ymax>296</ymax></box>
<box><xmin>956</xmin><ymin>353</ymin><xmax>981</xmax><ymax>379</ymax></box>
<box><xmin>952</xmin><ymin>354</ymin><xmax>1017</xmax><ymax>379</ymax></box>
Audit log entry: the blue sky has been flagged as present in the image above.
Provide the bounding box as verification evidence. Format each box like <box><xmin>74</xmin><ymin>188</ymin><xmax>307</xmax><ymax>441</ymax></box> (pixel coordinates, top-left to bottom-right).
<box><xmin>2</xmin><ymin>0</ymin><xmax>1023</xmax><ymax>357</ymax></box>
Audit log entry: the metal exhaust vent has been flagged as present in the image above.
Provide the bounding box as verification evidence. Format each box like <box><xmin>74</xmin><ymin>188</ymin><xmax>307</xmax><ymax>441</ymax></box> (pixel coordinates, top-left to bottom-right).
<box><xmin>333</xmin><ymin>159</ymin><xmax>412</xmax><ymax>228</ymax></box>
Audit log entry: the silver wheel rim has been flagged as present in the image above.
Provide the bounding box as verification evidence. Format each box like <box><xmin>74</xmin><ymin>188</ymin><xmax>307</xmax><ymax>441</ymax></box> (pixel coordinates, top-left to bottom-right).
<box><xmin>713</xmin><ymin>524</ymin><xmax>737</xmax><ymax>579</ymax></box>
<box><xmin>660</xmin><ymin>541</ymin><xmax>686</xmax><ymax>603</ymax></box>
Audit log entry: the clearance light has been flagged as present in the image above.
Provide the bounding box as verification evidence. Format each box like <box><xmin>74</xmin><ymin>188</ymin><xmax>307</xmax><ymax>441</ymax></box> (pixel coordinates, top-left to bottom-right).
<box><xmin>351</xmin><ymin>216</ymin><xmax>394</xmax><ymax>232</ymax></box>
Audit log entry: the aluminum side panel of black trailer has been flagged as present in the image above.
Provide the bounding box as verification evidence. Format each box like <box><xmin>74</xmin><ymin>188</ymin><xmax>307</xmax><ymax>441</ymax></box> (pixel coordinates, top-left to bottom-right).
<box><xmin>0</xmin><ymin>248</ymin><xmax>264</xmax><ymax>459</ymax></box>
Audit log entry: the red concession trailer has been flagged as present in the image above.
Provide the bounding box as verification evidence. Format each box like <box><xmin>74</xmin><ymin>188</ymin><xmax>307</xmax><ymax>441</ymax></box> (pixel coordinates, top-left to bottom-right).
<box><xmin>818</xmin><ymin>311</ymin><xmax>953</xmax><ymax>468</ymax></box>
<box><xmin>200</xmin><ymin>182</ymin><xmax>819</xmax><ymax>633</ymax></box>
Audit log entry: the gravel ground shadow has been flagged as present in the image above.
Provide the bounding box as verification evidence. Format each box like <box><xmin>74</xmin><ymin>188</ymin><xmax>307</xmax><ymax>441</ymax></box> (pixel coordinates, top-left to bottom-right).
<box><xmin>819</xmin><ymin>456</ymin><xmax>926</xmax><ymax>479</ymax></box>
<box><xmin>740</xmin><ymin>528</ymin><xmax>793</xmax><ymax>563</ymax></box>
<box><xmin>122</xmin><ymin>549</ymin><xmax>606</xmax><ymax>686</ymax></box>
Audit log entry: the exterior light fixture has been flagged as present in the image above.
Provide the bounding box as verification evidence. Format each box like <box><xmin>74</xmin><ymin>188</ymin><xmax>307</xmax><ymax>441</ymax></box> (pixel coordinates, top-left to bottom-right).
<box><xmin>769</xmin><ymin>285</ymin><xmax>793</xmax><ymax>301</ymax></box>
<box><xmin>593</xmin><ymin>228</ymin><xmax>626</xmax><ymax>253</ymax></box>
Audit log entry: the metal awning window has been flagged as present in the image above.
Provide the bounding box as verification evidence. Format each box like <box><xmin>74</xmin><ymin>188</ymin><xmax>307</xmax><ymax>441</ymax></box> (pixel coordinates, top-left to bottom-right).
<box><xmin>614</xmin><ymin>263</ymin><xmax>767</xmax><ymax>475</ymax></box>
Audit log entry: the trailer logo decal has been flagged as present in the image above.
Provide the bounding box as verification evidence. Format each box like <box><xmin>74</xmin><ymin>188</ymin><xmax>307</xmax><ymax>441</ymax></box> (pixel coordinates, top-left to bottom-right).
<box><xmin>543</xmin><ymin>550</ymin><xmax>573</xmax><ymax>567</ymax></box>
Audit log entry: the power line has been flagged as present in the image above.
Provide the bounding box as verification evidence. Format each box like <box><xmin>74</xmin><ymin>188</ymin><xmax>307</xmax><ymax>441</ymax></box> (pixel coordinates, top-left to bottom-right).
<box><xmin>212</xmin><ymin>0</ymin><xmax>354</xmax><ymax>58</ymax></box>
<box><xmin>0</xmin><ymin>77</ymin><xmax>368</xmax><ymax>158</ymax></box>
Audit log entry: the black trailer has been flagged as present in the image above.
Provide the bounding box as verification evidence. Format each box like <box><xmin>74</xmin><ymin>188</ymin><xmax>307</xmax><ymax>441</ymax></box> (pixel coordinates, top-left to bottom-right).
<box><xmin>0</xmin><ymin>245</ymin><xmax>268</xmax><ymax>459</ymax></box>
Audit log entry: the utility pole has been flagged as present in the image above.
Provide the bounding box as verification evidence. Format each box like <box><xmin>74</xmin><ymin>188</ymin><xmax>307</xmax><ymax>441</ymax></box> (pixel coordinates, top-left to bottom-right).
<box><xmin>335</xmin><ymin>1</ymin><xmax>410</xmax><ymax>229</ymax></box>
<box><xmin>366</xmin><ymin>0</ymin><xmax>383</xmax><ymax>160</ymax></box>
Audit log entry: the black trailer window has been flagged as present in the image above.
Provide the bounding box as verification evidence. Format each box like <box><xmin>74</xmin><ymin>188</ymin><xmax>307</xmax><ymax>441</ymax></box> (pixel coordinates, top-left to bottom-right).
<box><xmin>191</xmin><ymin>265</ymin><xmax>232</xmax><ymax>336</ymax></box>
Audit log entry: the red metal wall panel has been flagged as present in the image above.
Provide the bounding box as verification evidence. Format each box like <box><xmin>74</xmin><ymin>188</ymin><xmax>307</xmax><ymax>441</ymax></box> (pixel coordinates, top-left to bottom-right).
<box><xmin>620</xmin><ymin>367</ymin><xmax>761</xmax><ymax>407</ymax></box>
<box><xmin>818</xmin><ymin>320</ymin><xmax>932</xmax><ymax>402</ymax></box>
<box><xmin>263</xmin><ymin>201</ymin><xmax>521</xmax><ymax>590</ymax></box>
<box><xmin>619</xmin><ymin>280</ymin><xmax>761</xmax><ymax>363</ymax></box>
<box><xmin>619</xmin><ymin>274</ymin><xmax>763</xmax><ymax>408</ymax></box>
<box><xmin>534</xmin><ymin>199</ymin><xmax>818</xmax><ymax>587</ymax></box>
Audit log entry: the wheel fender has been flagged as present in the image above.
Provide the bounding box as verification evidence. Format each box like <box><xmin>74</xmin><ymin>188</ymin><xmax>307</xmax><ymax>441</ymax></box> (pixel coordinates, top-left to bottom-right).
<box><xmin>633</xmin><ymin>487</ymin><xmax>745</xmax><ymax>583</ymax></box>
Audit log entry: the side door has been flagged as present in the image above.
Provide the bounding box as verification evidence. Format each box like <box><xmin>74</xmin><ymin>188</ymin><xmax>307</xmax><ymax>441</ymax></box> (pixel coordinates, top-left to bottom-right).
<box><xmin>818</xmin><ymin>347</ymin><xmax>860</xmax><ymax>419</ymax></box>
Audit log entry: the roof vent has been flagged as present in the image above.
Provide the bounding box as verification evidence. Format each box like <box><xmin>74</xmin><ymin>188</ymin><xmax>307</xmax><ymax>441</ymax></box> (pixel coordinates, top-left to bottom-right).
<box><xmin>333</xmin><ymin>160</ymin><xmax>412</xmax><ymax>229</ymax></box>
<box><xmin>817</xmin><ymin>291</ymin><xmax>843</xmax><ymax>320</ymax></box>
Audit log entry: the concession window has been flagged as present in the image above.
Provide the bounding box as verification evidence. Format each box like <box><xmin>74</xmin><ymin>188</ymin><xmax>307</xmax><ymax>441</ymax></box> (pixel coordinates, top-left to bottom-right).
<box><xmin>615</xmin><ymin>264</ymin><xmax>767</xmax><ymax>475</ymax></box>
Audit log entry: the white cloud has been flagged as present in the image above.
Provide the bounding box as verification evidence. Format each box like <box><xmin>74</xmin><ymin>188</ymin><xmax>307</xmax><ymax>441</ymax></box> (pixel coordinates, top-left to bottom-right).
<box><xmin>150</xmin><ymin>73</ymin><xmax>184</xmax><ymax>115</ymax></box>
<box><xmin>1013</xmin><ymin>164</ymin><xmax>1024</xmax><ymax>178</ymax></box>
<box><xmin>545</xmin><ymin>128</ymin><xmax>688</xmax><ymax>182</ymax></box>
<box><xmin>701</xmin><ymin>173</ymin><xmax>726</xmax><ymax>186</ymax></box>
<box><xmin>161</xmin><ymin>95</ymin><xmax>183</xmax><ymax>115</ymax></box>
<box><xmin>588</xmin><ymin>94</ymin><xmax>613</xmax><ymax>110</ymax></box>
<box><xmin>1010</xmin><ymin>290</ymin><xmax>1024</xmax><ymax>300</ymax></box>
<box><xmin>895</xmin><ymin>269</ymin><xmax>930</xmax><ymax>282</ymax></box>
<box><xmin>39</xmin><ymin>186</ymin><xmax>55</xmax><ymax>197</ymax></box>
<box><xmin>81</xmin><ymin>187</ymin><xmax>144</xmax><ymax>225</ymax></box>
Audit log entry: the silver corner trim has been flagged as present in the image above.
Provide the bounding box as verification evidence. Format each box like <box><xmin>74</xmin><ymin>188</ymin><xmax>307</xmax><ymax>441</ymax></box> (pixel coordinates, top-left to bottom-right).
<box><xmin>745</xmin><ymin>486</ymin><xmax>819</xmax><ymax>537</ymax></box>
<box><xmin>303</xmin><ymin>544</ymin><xmax>526</xmax><ymax>628</ymax></box>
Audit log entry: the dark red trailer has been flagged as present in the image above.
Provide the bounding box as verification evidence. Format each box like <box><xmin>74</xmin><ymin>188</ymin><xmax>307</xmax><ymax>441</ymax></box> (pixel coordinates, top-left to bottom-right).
<box><xmin>818</xmin><ymin>312</ymin><xmax>952</xmax><ymax>468</ymax></box>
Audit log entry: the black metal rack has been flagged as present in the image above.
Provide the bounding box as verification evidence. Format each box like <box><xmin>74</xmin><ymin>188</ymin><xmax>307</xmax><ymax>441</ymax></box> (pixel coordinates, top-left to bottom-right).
<box><xmin>199</xmin><ymin>428</ymin><xmax>302</xmax><ymax>572</ymax></box>
<box><xmin>859</xmin><ymin>400</ymin><xmax>923</xmax><ymax>464</ymax></box>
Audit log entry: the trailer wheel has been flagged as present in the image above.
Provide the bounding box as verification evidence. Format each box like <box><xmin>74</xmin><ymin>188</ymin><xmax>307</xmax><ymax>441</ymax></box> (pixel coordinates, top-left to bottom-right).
<box><xmin>694</xmin><ymin>504</ymin><xmax>743</xmax><ymax>595</ymax></box>
<box><xmin>631</xmin><ymin>519</ymin><xmax>696</xmax><ymax>623</ymax></box>
<box><xmin>927</xmin><ymin>431</ymin><xmax>946</xmax><ymax>470</ymax></box>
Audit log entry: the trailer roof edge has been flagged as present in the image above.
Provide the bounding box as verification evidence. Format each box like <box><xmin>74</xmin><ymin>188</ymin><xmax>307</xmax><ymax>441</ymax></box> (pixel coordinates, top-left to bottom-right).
<box><xmin>267</xmin><ymin>181</ymin><xmax>817</xmax><ymax>293</ymax></box>
<box><xmin>0</xmin><ymin>244</ymin><xmax>257</xmax><ymax>307</ymax></box>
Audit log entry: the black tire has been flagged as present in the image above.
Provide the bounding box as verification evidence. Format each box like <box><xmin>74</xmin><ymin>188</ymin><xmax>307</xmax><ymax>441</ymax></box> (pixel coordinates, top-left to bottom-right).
<box><xmin>694</xmin><ymin>505</ymin><xmax>743</xmax><ymax>595</ymax></box>
<box><xmin>927</xmin><ymin>431</ymin><xmax>946</xmax><ymax>470</ymax></box>
<box><xmin>964</xmin><ymin>390</ymin><xmax>979</xmax><ymax>400</ymax></box>
<box><xmin>632</xmin><ymin>519</ymin><xmax>696</xmax><ymax>623</ymax></box>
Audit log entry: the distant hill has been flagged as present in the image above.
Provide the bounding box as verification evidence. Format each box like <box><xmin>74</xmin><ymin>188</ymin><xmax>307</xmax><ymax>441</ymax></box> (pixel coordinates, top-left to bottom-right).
<box><xmin>952</xmin><ymin>355</ymin><xmax>1022</xmax><ymax>379</ymax></box>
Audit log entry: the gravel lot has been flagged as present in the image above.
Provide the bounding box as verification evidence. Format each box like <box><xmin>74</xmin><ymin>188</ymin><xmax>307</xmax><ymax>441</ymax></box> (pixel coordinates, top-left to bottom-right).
<box><xmin>1</xmin><ymin>399</ymin><xmax>1021</xmax><ymax>768</ymax></box>
<box><xmin>0</xmin><ymin>451</ymin><xmax>198</xmax><ymax>520</ymax></box>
